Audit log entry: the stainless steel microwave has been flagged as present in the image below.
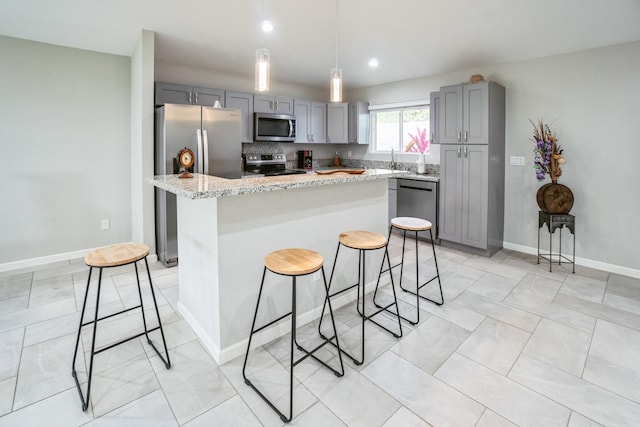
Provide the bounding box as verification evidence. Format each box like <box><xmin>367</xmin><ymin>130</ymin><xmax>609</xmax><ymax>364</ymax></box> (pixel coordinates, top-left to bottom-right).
<box><xmin>254</xmin><ymin>113</ymin><xmax>296</xmax><ymax>142</ymax></box>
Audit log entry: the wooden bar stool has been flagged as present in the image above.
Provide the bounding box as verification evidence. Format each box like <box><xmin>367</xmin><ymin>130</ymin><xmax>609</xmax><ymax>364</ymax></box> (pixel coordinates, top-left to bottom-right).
<box><xmin>243</xmin><ymin>248</ymin><xmax>344</xmax><ymax>423</ymax></box>
<box><xmin>375</xmin><ymin>217</ymin><xmax>443</xmax><ymax>325</ymax></box>
<box><xmin>319</xmin><ymin>230</ymin><xmax>402</xmax><ymax>366</ymax></box>
<box><xmin>71</xmin><ymin>243</ymin><xmax>171</xmax><ymax>411</ymax></box>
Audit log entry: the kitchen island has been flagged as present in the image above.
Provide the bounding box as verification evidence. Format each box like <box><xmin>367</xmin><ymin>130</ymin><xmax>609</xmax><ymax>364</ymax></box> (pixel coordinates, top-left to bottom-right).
<box><xmin>148</xmin><ymin>169</ymin><xmax>407</xmax><ymax>363</ymax></box>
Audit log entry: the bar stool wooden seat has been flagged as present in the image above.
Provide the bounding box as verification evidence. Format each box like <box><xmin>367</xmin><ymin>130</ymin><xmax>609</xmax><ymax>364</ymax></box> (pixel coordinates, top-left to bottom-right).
<box><xmin>243</xmin><ymin>248</ymin><xmax>344</xmax><ymax>423</ymax></box>
<box><xmin>375</xmin><ymin>217</ymin><xmax>443</xmax><ymax>325</ymax></box>
<box><xmin>319</xmin><ymin>230</ymin><xmax>402</xmax><ymax>366</ymax></box>
<box><xmin>71</xmin><ymin>243</ymin><xmax>171</xmax><ymax>411</ymax></box>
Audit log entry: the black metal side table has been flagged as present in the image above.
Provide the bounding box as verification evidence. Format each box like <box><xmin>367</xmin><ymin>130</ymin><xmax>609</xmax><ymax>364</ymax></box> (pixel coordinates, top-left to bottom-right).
<box><xmin>537</xmin><ymin>211</ymin><xmax>575</xmax><ymax>273</ymax></box>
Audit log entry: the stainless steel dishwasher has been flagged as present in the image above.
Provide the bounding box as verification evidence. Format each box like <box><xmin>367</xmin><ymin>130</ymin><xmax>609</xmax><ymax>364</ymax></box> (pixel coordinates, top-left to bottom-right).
<box><xmin>396</xmin><ymin>179</ymin><xmax>439</xmax><ymax>241</ymax></box>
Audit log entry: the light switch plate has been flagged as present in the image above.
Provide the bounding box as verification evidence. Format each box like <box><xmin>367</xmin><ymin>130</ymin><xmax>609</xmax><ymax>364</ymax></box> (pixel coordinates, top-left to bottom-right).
<box><xmin>510</xmin><ymin>156</ymin><xmax>525</xmax><ymax>166</ymax></box>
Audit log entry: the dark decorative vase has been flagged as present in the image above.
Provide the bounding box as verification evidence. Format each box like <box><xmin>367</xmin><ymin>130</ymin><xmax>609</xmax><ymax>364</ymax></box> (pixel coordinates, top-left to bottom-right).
<box><xmin>536</xmin><ymin>181</ymin><xmax>574</xmax><ymax>214</ymax></box>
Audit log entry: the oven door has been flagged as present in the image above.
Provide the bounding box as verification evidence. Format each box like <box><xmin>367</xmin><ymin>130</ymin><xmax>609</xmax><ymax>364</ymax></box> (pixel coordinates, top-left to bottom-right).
<box><xmin>254</xmin><ymin>113</ymin><xmax>296</xmax><ymax>142</ymax></box>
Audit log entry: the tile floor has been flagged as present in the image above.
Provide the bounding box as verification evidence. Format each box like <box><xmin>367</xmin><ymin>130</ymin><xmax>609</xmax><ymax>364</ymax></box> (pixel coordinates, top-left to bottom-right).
<box><xmin>1</xmin><ymin>241</ymin><xmax>640</xmax><ymax>426</ymax></box>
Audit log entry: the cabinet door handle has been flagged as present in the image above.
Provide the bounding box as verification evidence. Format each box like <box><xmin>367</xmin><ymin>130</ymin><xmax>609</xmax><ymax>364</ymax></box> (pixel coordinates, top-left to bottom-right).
<box><xmin>457</xmin><ymin>146</ymin><xmax>461</xmax><ymax>157</ymax></box>
<box><xmin>464</xmin><ymin>146</ymin><xmax>468</xmax><ymax>157</ymax></box>
<box><xmin>194</xmin><ymin>92</ymin><xmax>198</xmax><ymax>104</ymax></box>
<box><xmin>188</xmin><ymin>92</ymin><xmax>192</xmax><ymax>104</ymax></box>
<box><xmin>275</xmin><ymin>100</ymin><xmax>279</xmax><ymax>110</ymax></box>
<box><xmin>464</xmin><ymin>131</ymin><xmax>468</xmax><ymax>142</ymax></box>
<box><xmin>457</xmin><ymin>131</ymin><xmax>461</xmax><ymax>142</ymax></box>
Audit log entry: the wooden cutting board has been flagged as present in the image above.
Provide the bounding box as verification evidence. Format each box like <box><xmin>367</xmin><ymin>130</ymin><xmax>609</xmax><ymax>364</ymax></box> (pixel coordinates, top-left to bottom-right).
<box><xmin>315</xmin><ymin>169</ymin><xmax>365</xmax><ymax>175</ymax></box>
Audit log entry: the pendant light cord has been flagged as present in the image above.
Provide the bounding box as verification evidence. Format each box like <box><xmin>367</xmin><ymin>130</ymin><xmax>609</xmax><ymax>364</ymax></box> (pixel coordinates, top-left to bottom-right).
<box><xmin>335</xmin><ymin>0</ymin><xmax>339</xmax><ymax>69</ymax></box>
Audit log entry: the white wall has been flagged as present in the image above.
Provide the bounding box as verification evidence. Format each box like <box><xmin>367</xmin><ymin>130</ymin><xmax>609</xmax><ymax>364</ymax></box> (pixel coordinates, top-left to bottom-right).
<box><xmin>349</xmin><ymin>41</ymin><xmax>640</xmax><ymax>274</ymax></box>
<box><xmin>0</xmin><ymin>36</ymin><xmax>132</xmax><ymax>266</ymax></box>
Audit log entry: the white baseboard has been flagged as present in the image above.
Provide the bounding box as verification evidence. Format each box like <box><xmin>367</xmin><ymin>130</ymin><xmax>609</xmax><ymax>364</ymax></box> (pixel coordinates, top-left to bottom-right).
<box><xmin>0</xmin><ymin>244</ymin><xmax>157</xmax><ymax>273</ymax></box>
<box><xmin>502</xmin><ymin>241</ymin><xmax>640</xmax><ymax>279</ymax></box>
<box><xmin>185</xmin><ymin>286</ymin><xmax>360</xmax><ymax>365</ymax></box>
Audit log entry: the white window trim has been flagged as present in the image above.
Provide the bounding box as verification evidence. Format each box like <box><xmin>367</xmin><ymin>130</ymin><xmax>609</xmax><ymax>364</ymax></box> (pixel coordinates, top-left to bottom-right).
<box><xmin>368</xmin><ymin>99</ymin><xmax>429</xmax><ymax>111</ymax></box>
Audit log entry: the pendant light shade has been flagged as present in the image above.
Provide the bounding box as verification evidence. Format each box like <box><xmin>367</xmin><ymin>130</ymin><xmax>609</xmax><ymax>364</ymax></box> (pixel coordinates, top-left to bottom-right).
<box><xmin>330</xmin><ymin>67</ymin><xmax>342</xmax><ymax>102</ymax></box>
<box><xmin>255</xmin><ymin>48</ymin><xmax>270</xmax><ymax>92</ymax></box>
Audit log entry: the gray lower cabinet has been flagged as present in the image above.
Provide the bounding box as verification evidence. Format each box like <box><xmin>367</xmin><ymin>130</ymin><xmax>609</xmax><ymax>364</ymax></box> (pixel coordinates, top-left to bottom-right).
<box><xmin>327</xmin><ymin>102</ymin><xmax>349</xmax><ymax>143</ymax></box>
<box><xmin>155</xmin><ymin>82</ymin><xmax>224</xmax><ymax>107</ymax></box>
<box><xmin>225</xmin><ymin>91</ymin><xmax>254</xmax><ymax>143</ymax></box>
<box><xmin>439</xmin><ymin>144</ymin><xmax>504</xmax><ymax>254</ymax></box>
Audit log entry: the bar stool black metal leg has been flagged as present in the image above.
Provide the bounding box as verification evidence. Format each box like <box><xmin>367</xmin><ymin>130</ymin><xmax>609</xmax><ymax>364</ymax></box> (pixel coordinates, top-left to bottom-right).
<box><xmin>376</xmin><ymin>226</ymin><xmax>443</xmax><ymax>326</ymax></box>
<box><xmin>318</xmin><ymin>242</ymin><xmax>342</xmax><ymax>337</ymax></box>
<box><xmin>141</xmin><ymin>258</ymin><xmax>171</xmax><ymax>368</ymax></box>
<box><xmin>286</xmin><ymin>276</ymin><xmax>296</xmax><ymax>422</ymax></box>
<box><xmin>242</xmin><ymin>267</ymin><xmax>267</xmax><ymax>384</ymax></box>
<box><xmin>72</xmin><ymin>267</ymin><xmax>103</xmax><ymax>411</ymax></box>
<box><xmin>369</xmin><ymin>246</ymin><xmax>403</xmax><ymax>337</ymax></box>
<box><xmin>243</xmin><ymin>267</ymin><xmax>291</xmax><ymax>422</ymax></box>
<box><xmin>72</xmin><ymin>266</ymin><xmax>94</xmax><ymax>411</ymax></box>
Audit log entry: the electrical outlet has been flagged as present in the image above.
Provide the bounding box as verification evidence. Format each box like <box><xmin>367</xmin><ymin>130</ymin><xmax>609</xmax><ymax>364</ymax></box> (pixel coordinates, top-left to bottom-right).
<box><xmin>101</xmin><ymin>219</ymin><xmax>110</xmax><ymax>230</ymax></box>
<box><xmin>510</xmin><ymin>156</ymin><xmax>525</xmax><ymax>166</ymax></box>
<box><xmin>348</xmin><ymin>151</ymin><xmax>352</xmax><ymax>158</ymax></box>
<box><xmin>312</xmin><ymin>271</ymin><xmax>322</xmax><ymax>281</ymax></box>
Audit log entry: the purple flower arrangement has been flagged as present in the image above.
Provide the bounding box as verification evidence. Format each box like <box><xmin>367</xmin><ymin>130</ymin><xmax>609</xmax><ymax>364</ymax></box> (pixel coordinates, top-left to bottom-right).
<box><xmin>530</xmin><ymin>119</ymin><xmax>565</xmax><ymax>182</ymax></box>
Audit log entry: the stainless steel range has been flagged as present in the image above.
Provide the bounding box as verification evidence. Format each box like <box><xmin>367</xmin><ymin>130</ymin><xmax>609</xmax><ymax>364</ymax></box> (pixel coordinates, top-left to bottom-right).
<box><xmin>243</xmin><ymin>153</ymin><xmax>307</xmax><ymax>176</ymax></box>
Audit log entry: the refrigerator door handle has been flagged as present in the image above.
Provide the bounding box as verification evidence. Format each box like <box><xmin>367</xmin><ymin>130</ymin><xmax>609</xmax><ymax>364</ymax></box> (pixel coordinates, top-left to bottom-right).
<box><xmin>196</xmin><ymin>129</ymin><xmax>204</xmax><ymax>174</ymax></box>
<box><xmin>202</xmin><ymin>129</ymin><xmax>209</xmax><ymax>175</ymax></box>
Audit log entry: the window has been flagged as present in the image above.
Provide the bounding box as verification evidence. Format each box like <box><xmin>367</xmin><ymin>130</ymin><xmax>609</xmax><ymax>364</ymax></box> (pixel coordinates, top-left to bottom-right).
<box><xmin>371</xmin><ymin>103</ymin><xmax>430</xmax><ymax>153</ymax></box>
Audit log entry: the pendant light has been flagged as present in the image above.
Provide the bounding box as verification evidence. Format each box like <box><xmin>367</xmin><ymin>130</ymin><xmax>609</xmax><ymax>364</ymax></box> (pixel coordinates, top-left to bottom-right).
<box><xmin>255</xmin><ymin>0</ymin><xmax>271</xmax><ymax>92</ymax></box>
<box><xmin>330</xmin><ymin>0</ymin><xmax>342</xmax><ymax>102</ymax></box>
<box><xmin>255</xmin><ymin>48</ymin><xmax>270</xmax><ymax>92</ymax></box>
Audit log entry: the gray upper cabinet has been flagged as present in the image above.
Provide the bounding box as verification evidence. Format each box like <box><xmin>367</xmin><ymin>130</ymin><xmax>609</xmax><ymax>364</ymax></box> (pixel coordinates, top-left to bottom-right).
<box><xmin>254</xmin><ymin>95</ymin><xmax>293</xmax><ymax>114</ymax></box>
<box><xmin>294</xmin><ymin>100</ymin><xmax>326</xmax><ymax>143</ymax></box>
<box><xmin>155</xmin><ymin>82</ymin><xmax>224</xmax><ymax>107</ymax></box>
<box><xmin>429</xmin><ymin>91</ymin><xmax>440</xmax><ymax>145</ymax></box>
<box><xmin>327</xmin><ymin>102</ymin><xmax>349</xmax><ymax>144</ymax></box>
<box><xmin>439</xmin><ymin>81</ymin><xmax>494</xmax><ymax>145</ymax></box>
<box><xmin>439</xmin><ymin>85</ymin><xmax>462</xmax><ymax>144</ymax></box>
<box><xmin>225</xmin><ymin>91</ymin><xmax>254</xmax><ymax>143</ymax></box>
<box><xmin>438</xmin><ymin>81</ymin><xmax>505</xmax><ymax>255</ymax></box>
<box><xmin>193</xmin><ymin>87</ymin><xmax>225</xmax><ymax>107</ymax></box>
<box><xmin>348</xmin><ymin>101</ymin><xmax>369</xmax><ymax>144</ymax></box>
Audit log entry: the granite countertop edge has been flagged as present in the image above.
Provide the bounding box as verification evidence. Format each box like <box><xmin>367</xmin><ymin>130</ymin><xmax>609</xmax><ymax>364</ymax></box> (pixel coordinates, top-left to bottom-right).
<box><xmin>146</xmin><ymin>169</ymin><xmax>411</xmax><ymax>199</ymax></box>
<box><xmin>400</xmin><ymin>173</ymin><xmax>440</xmax><ymax>182</ymax></box>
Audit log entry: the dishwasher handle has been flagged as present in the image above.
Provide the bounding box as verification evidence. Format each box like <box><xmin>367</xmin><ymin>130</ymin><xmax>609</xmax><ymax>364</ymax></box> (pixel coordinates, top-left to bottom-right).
<box><xmin>399</xmin><ymin>184</ymin><xmax>433</xmax><ymax>191</ymax></box>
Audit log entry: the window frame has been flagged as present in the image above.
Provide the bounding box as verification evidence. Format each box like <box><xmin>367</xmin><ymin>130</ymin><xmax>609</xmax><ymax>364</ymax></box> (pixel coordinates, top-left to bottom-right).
<box><xmin>369</xmin><ymin>100</ymin><xmax>430</xmax><ymax>154</ymax></box>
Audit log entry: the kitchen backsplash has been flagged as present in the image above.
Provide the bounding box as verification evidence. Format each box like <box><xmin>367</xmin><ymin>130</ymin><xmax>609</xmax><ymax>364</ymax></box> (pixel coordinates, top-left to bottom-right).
<box><xmin>242</xmin><ymin>142</ymin><xmax>440</xmax><ymax>176</ymax></box>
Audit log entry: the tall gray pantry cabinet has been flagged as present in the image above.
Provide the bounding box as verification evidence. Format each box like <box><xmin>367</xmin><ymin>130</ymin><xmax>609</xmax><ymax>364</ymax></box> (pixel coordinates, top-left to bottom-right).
<box><xmin>438</xmin><ymin>81</ymin><xmax>505</xmax><ymax>256</ymax></box>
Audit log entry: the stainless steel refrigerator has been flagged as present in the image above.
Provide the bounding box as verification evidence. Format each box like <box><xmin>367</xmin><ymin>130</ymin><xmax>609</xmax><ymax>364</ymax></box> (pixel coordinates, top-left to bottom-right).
<box><xmin>155</xmin><ymin>104</ymin><xmax>242</xmax><ymax>267</ymax></box>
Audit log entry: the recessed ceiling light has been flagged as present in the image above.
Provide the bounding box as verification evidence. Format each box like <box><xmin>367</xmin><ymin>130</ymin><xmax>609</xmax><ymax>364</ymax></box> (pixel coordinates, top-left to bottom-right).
<box><xmin>368</xmin><ymin>58</ymin><xmax>379</xmax><ymax>68</ymax></box>
<box><xmin>261</xmin><ymin>20</ymin><xmax>274</xmax><ymax>32</ymax></box>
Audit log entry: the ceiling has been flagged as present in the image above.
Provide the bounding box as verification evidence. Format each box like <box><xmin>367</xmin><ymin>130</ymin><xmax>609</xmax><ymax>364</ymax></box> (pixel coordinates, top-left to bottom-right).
<box><xmin>2</xmin><ymin>0</ymin><xmax>640</xmax><ymax>90</ymax></box>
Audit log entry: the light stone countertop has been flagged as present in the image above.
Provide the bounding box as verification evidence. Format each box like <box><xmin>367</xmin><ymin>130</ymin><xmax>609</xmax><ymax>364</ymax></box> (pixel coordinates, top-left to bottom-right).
<box><xmin>398</xmin><ymin>173</ymin><xmax>440</xmax><ymax>182</ymax></box>
<box><xmin>147</xmin><ymin>169</ymin><xmax>410</xmax><ymax>199</ymax></box>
